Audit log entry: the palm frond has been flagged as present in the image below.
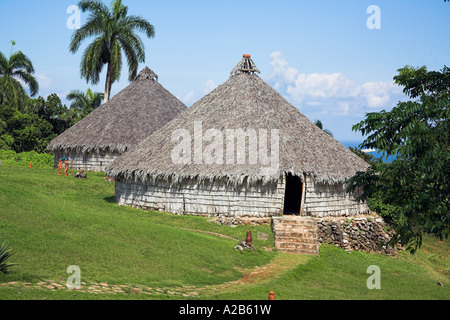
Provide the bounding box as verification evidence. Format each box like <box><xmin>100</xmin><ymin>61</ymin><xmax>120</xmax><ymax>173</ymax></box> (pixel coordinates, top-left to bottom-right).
<box><xmin>0</xmin><ymin>238</ymin><xmax>15</xmax><ymax>274</ymax></box>
<box><xmin>9</xmin><ymin>51</ymin><xmax>35</xmax><ymax>74</ymax></box>
<box><xmin>12</xmin><ymin>69</ymin><xmax>39</xmax><ymax>96</ymax></box>
<box><xmin>69</xmin><ymin>16</ymin><xmax>105</xmax><ymax>53</ymax></box>
<box><xmin>122</xmin><ymin>15</ymin><xmax>155</xmax><ymax>39</ymax></box>
<box><xmin>78</xmin><ymin>0</ymin><xmax>110</xmax><ymax>16</ymax></box>
<box><xmin>116</xmin><ymin>35</ymin><xmax>139</xmax><ymax>81</ymax></box>
<box><xmin>314</xmin><ymin>119</ymin><xmax>323</xmax><ymax>129</ymax></box>
<box><xmin>80</xmin><ymin>38</ymin><xmax>106</xmax><ymax>84</ymax></box>
<box><xmin>0</xmin><ymin>51</ymin><xmax>8</xmax><ymax>74</ymax></box>
<box><xmin>109</xmin><ymin>39</ymin><xmax>122</xmax><ymax>83</ymax></box>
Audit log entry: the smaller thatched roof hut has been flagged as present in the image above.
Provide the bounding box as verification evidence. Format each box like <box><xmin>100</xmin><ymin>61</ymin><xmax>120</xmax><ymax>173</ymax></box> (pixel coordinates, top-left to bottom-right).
<box><xmin>47</xmin><ymin>67</ymin><xmax>187</xmax><ymax>171</ymax></box>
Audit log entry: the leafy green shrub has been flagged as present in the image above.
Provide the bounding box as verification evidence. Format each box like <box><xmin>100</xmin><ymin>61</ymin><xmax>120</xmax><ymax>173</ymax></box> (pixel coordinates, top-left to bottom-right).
<box><xmin>368</xmin><ymin>191</ymin><xmax>400</xmax><ymax>226</ymax></box>
<box><xmin>0</xmin><ymin>149</ymin><xmax>53</xmax><ymax>168</ymax></box>
<box><xmin>0</xmin><ymin>238</ymin><xmax>15</xmax><ymax>274</ymax></box>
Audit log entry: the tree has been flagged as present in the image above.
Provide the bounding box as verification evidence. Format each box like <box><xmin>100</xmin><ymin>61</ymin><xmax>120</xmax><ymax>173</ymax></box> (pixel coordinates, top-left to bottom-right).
<box><xmin>67</xmin><ymin>88</ymin><xmax>103</xmax><ymax>117</ymax></box>
<box><xmin>69</xmin><ymin>0</ymin><xmax>155</xmax><ymax>103</ymax></box>
<box><xmin>348</xmin><ymin>146</ymin><xmax>382</xmax><ymax>167</ymax></box>
<box><xmin>0</xmin><ymin>94</ymin><xmax>78</xmax><ymax>153</ymax></box>
<box><xmin>347</xmin><ymin>65</ymin><xmax>449</xmax><ymax>253</ymax></box>
<box><xmin>0</xmin><ymin>41</ymin><xmax>39</xmax><ymax>108</ymax></box>
<box><xmin>314</xmin><ymin>119</ymin><xmax>333</xmax><ymax>137</ymax></box>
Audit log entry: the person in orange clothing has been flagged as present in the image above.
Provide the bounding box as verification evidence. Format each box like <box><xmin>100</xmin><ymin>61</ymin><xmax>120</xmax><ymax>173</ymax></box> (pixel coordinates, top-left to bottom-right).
<box><xmin>64</xmin><ymin>158</ymin><xmax>69</xmax><ymax>176</ymax></box>
<box><xmin>56</xmin><ymin>159</ymin><xmax>62</xmax><ymax>175</ymax></box>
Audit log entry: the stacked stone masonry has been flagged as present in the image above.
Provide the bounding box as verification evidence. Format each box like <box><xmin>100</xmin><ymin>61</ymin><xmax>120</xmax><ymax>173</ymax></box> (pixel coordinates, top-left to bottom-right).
<box><xmin>317</xmin><ymin>215</ymin><xmax>398</xmax><ymax>256</ymax></box>
<box><xmin>271</xmin><ymin>215</ymin><xmax>397</xmax><ymax>256</ymax></box>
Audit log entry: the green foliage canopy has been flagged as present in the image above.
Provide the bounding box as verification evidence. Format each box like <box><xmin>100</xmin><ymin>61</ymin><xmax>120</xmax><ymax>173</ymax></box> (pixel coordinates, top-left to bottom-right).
<box><xmin>67</xmin><ymin>88</ymin><xmax>103</xmax><ymax>118</ymax></box>
<box><xmin>0</xmin><ymin>94</ymin><xmax>79</xmax><ymax>153</ymax></box>
<box><xmin>347</xmin><ymin>65</ymin><xmax>449</xmax><ymax>253</ymax></box>
<box><xmin>0</xmin><ymin>43</ymin><xmax>39</xmax><ymax>108</ymax></box>
<box><xmin>314</xmin><ymin>119</ymin><xmax>333</xmax><ymax>137</ymax></box>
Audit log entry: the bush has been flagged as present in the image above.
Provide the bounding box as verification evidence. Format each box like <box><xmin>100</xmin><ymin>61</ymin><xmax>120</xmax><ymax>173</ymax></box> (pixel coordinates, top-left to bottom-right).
<box><xmin>368</xmin><ymin>191</ymin><xmax>401</xmax><ymax>226</ymax></box>
<box><xmin>0</xmin><ymin>149</ymin><xmax>54</xmax><ymax>168</ymax></box>
<box><xmin>0</xmin><ymin>238</ymin><xmax>15</xmax><ymax>274</ymax></box>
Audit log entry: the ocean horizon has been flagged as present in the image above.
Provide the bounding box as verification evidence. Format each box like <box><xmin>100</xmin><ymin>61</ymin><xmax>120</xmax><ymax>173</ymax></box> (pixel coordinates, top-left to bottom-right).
<box><xmin>339</xmin><ymin>140</ymin><xmax>396</xmax><ymax>162</ymax></box>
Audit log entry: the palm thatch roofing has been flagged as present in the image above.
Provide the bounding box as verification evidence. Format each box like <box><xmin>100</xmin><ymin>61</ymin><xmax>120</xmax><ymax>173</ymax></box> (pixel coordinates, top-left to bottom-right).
<box><xmin>47</xmin><ymin>67</ymin><xmax>187</xmax><ymax>154</ymax></box>
<box><xmin>106</xmin><ymin>56</ymin><xmax>369</xmax><ymax>185</ymax></box>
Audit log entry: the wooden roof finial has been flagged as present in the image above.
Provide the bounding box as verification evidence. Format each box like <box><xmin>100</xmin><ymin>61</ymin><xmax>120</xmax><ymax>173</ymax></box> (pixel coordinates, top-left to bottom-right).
<box><xmin>230</xmin><ymin>54</ymin><xmax>260</xmax><ymax>76</ymax></box>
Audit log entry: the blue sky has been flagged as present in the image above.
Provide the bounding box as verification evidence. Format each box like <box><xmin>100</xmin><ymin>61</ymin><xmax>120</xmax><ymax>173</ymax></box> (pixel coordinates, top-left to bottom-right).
<box><xmin>0</xmin><ymin>0</ymin><xmax>448</xmax><ymax>141</ymax></box>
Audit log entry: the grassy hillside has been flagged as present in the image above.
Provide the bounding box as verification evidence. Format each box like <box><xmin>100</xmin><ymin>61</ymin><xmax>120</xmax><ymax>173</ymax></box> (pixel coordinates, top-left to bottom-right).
<box><xmin>0</xmin><ymin>167</ymin><xmax>448</xmax><ymax>300</ymax></box>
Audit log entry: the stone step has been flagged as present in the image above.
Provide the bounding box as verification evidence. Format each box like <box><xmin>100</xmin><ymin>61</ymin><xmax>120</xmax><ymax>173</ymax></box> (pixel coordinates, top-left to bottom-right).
<box><xmin>274</xmin><ymin>233</ymin><xmax>317</xmax><ymax>240</ymax></box>
<box><xmin>274</xmin><ymin>228</ymin><xmax>317</xmax><ymax>234</ymax></box>
<box><xmin>277</xmin><ymin>247</ymin><xmax>319</xmax><ymax>255</ymax></box>
<box><xmin>276</xmin><ymin>244</ymin><xmax>319</xmax><ymax>255</ymax></box>
<box><xmin>277</xmin><ymin>241</ymin><xmax>319</xmax><ymax>249</ymax></box>
<box><xmin>272</xmin><ymin>216</ymin><xmax>320</xmax><ymax>255</ymax></box>
<box><xmin>275</xmin><ymin>236</ymin><xmax>317</xmax><ymax>243</ymax></box>
<box><xmin>274</xmin><ymin>219</ymin><xmax>317</xmax><ymax>228</ymax></box>
<box><xmin>273</xmin><ymin>230</ymin><xmax>317</xmax><ymax>237</ymax></box>
<box><xmin>276</xmin><ymin>238</ymin><xmax>318</xmax><ymax>245</ymax></box>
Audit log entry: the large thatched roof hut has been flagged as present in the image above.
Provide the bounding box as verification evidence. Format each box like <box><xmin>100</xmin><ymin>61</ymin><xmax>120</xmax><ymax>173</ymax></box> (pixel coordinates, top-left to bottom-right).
<box><xmin>47</xmin><ymin>67</ymin><xmax>187</xmax><ymax>172</ymax></box>
<box><xmin>106</xmin><ymin>55</ymin><xmax>370</xmax><ymax>219</ymax></box>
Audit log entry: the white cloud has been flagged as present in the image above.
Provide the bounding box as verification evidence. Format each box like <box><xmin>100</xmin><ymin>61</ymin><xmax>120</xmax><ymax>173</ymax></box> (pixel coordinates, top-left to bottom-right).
<box><xmin>265</xmin><ymin>51</ymin><xmax>405</xmax><ymax>115</ymax></box>
<box><xmin>287</xmin><ymin>72</ymin><xmax>358</xmax><ymax>103</ymax></box>
<box><xmin>360</xmin><ymin>81</ymin><xmax>402</xmax><ymax>108</ymax></box>
<box><xmin>268</xmin><ymin>51</ymin><xmax>299</xmax><ymax>87</ymax></box>
<box><xmin>35</xmin><ymin>73</ymin><xmax>52</xmax><ymax>89</ymax></box>
<box><xmin>333</xmin><ymin>101</ymin><xmax>350</xmax><ymax>116</ymax></box>
<box><xmin>181</xmin><ymin>91</ymin><xmax>196</xmax><ymax>106</ymax></box>
<box><xmin>203</xmin><ymin>79</ymin><xmax>216</xmax><ymax>94</ymax></box>
<box><xmin>181</xmin><ymin>79</ymin><xmax>217</xmax><ymax>106</ymax></box>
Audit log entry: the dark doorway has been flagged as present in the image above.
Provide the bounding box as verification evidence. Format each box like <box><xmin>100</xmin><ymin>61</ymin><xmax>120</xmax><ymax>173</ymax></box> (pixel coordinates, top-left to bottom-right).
<box><xmin>283</xmin><ymin>173</ymin><xmax>303</xmax><ymax>215</ymax></box>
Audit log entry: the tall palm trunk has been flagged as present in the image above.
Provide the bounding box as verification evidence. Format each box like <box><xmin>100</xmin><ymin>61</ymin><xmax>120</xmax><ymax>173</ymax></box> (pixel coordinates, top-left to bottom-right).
<box><xmin>104</xmin><ymin>62</ymin><xmax>113</xmax><ymax>103</ymax></box>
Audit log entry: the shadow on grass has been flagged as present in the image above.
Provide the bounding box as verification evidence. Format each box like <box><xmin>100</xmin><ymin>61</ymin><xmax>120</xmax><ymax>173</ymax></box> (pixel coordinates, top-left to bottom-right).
<box><xmin>104</xmin><ymin>196</ymin><xmax>115</xmax><ymax>204</ymax></box>
<box><xmin>0</xmin><ymin>271</ymin><xmax>43</xmax><ymax>284</ymax></box>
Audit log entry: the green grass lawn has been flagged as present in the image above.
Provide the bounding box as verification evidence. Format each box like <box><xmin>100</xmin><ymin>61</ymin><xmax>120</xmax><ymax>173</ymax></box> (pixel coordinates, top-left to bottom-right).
<box><xmin>0</xmin><ymin>167</ymin><xmax>448</xmax><ymax>300</ymax></box>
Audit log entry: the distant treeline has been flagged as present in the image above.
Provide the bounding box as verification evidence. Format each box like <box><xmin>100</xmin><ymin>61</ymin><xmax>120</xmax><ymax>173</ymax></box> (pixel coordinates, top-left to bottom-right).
<box><xmin>0</xmin><ymin>93</ymin><xmax>84</xmax><ymax>153</ymax></box>
<box><xmin>0</xmin><ymin>149</ymin><xmax>53</xmax><ymax>168</ymax></box>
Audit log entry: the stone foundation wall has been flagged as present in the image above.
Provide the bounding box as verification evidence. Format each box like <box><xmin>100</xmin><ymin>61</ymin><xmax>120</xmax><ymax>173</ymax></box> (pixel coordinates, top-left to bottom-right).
<box><xmin>317</xmin><ymin>215</ymin><xmax>398</xmax><ymax>255</ymax></box>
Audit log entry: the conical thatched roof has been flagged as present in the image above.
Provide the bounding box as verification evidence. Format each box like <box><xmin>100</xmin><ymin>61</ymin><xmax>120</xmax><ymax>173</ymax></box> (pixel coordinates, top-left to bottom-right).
<box><xmin>47</xmin><ymin>67</ymin><xmax>187</xmax><ymax>154</ymax></box>
<box><xmin>106</xmin><ymin>56</ymin><xmax>369</xmax><ymax>185</ymax></box>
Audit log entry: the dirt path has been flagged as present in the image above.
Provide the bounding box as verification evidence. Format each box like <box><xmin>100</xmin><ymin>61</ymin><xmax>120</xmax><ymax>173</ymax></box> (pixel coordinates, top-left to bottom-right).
<box><xmin>1</xmin><ymin>254</ymin><xmax>310</xmax><ymax>298</ymax></box>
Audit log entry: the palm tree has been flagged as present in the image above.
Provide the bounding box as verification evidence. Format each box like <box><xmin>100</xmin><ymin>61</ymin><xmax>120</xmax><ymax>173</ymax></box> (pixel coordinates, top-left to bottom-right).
<box><xmin>314</xmin><ymin>119</ymin><xmax>333</xmax><ymax>137</ymax></box>
<box><xmin>0</xmin><ymin>41</ymin><xmax>39</xmax><ymax>108</ymax></box>
<box><xmin>69</xmin><ymin>0</ymin><xmax>155</xmax><ymax>103</ymax></box>
<box><xmin>67</xmin><ymin>88</ymin><xmax>103</xmax><ymax>117</ymax></box>
<box><xmin>0</xmin><ymin>237</ymin><xmax>15</xmax><ymax>274</ymax></box>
